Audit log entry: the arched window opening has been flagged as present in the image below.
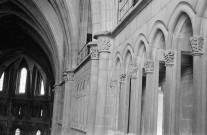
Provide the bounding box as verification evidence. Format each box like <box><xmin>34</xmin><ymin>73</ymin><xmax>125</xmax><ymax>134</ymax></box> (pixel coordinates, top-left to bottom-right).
<box><xmin>40</xmin><ymin>109</ymin><xmax>43</xmax><ymax>117</ymax></box>
<box><xmin>18</xmin><ymin>107</ymin><xmax>22</xmax><ymax>115</ymax></box>
<box><xmin>15</xmin><ymin>128</ymin><xmax>20</xmax><ymax>135</ymax></box>
<box><xmin>36</xmin><ymin>130</ymin><xmax>41</xmax><ymax>135</ymax></box>
<box><xmin>40</xmin><ymin>80</ymin><xmax>45</xmax><ymax>95</ymax></box>
<box><xmin>0</xmin><ymin>72</ymin><xmax>4</xmax><ymax>91</ymax></box>
<box><xmin>18</xmin><ymin>68</ymin><xmax>27</xmax><ymax>93</ymax></box>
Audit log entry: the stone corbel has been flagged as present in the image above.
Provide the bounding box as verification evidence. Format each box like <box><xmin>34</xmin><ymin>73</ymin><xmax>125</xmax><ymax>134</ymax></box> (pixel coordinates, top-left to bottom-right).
<box><xmin>63</xmin><ymin>70</ymin><xmax>74</xmax><ymax>82</ymax></box>
<box><xmin>119</xmin><ymin>73</ymin><xmax>126</xmax><ymax>84</ymax></box>
<box><xmin>129</xmin><ymin>66</ymin><xmax>138</xmax><ymax>79</ymax></box>
<box><xmin>189</xmin><ymin>36</ymin><xmax>204</xmax><ymax>56</ymax></box>
<box><xmin>144</xmin><ymin>60</ymin><xmax>154</xmax><ymax>73</ymax></box>
<box><xmin>94</xmin><ymin>31</ymin><xmax>112</xmax><ymax>53</ymax></box>
<box><xmin>87</xmin><ymin>41</ymin><xmax>99</xmax><ymax>60</ymax></box>
<box><xmin>164</xmin><ymin>50</ymin><xmax>175</xmax><ymax>67</ymax></box>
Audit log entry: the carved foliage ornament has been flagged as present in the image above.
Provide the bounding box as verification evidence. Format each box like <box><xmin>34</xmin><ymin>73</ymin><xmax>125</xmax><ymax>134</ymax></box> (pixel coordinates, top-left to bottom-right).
<box><xmin>90</xmin><ymin>46</ymin><xmax>99</xmax><ymax>59</ymax></box>
<box><xmin>63</xmin><ymin>71</ymin><xmax>74</xmax><ymax>82</ymax></box>
<box><xmin>164</xmin><ymin>50</ymin><xmax>175</xmax><ymax>66</ymax></box>
<box><xmin>144</xmin><ymin>60</ymin><xmax>154</xmax><ymax>73</ymax></box>
<box><xmin>98</xmin><ymin>38</ymin><xmax>111</xmax><ymax>52</ymax></box>
<box><xmin>110</xmin><ymin>80</ymin><xmax>118</xmax><ymax>87</ymax></box>
<box><xmin>129</xmin><ymin>67</ymin><xmax>138</xmax><ymax>79</ymax></box>
<box><xmin>189</xmin><ymin>36</ymin><xmax>204</xmax><ymax>55</ymax></box>
<box><xmin>120</xmin><ymin>74</ymin><xmax>126</xmax><ymax>83</ymax></box>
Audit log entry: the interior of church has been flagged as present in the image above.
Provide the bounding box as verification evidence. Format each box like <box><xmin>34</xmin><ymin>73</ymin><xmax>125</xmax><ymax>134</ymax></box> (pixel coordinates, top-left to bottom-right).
<box><xmin>0</xmin><ymin>0</ymin><xmax>207</xmax><ymax>135</ymax></box>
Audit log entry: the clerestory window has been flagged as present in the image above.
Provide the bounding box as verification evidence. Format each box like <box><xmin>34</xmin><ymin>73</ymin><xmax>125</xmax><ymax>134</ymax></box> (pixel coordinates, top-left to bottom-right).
<box><xmin>36</xmin><ymin>130</ymin><xmax>41</xmax><ymax>135</ymax></box>
<box><xmin>0</xmin><ymin>72</ymin><xmax>4</xmax><ymax>91</ymax></box>
<box><xmin>15</xmin><ymin>128</ymin><xmax>20</xmax><ymax>135</ymax></box>
<box><xmin>18</xmin><ymin>68</ymin><xmax>27</xmax><ymax>94</ymax></box>
<box><xmin>40</xmin><ymin>80</ymin><xmax>45</xmax><ymax>95</ymax></box>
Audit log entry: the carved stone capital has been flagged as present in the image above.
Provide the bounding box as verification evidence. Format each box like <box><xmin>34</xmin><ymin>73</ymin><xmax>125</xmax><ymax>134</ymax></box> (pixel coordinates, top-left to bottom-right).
<box><xmin>87</xmin><ymin>42</ymin><xmax>99</xmax><ymax>60</ymax></box>
<box><xmin>63</xmin><ymin>70</ymin><xmax>74</xmax><ymax>82</ymax></box>
<box><xmin>120</xmin><ymin>74</ymin><xmax>126</xmax><ymax>84</ymax></box>
<box><xmin>129</xmin><ymin>67</ymin><xmax>138</xmax><ymax>79</ymax></box>
<box><xmin>98</xmin><ymin>37</ymin><xmax>111</xmax><ymax>53</ymax></box>
<box><xmin>164</xmin><ymin>50</ymin><xmax>175</xmax><ymax>66</ymax></box>
<box><xmin>144</xmin><ymin>60</ymin><xmax>154</xmax><ymax>73</ymax></box>
<box><xmin>189</xmin><ymin>36</ymin><xmax>204</xmax><ymax>56</ymax></box>
<box><xmin>94</xmin><ymin>31</ymin><xmax>112</xmax><ymax>53</ymax></box>
<box><xmin>110</xmin><ymin>80</ymin><xmax>118</xmax><ymax>87</ymax></box>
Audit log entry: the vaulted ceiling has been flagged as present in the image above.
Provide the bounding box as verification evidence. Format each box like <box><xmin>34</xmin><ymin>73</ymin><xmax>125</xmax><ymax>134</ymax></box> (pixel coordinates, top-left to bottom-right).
<box><xmin>0</xmin><ymin>0</ymin><xmax>55</xmax><ymax>83</ymax></box>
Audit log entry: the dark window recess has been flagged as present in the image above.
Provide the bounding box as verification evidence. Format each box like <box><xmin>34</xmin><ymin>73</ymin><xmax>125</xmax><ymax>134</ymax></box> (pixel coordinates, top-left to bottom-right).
<box><xmin>87</xmin><ymin>33</ymin><xmax>92</xmax><ymax>44</ymax></box>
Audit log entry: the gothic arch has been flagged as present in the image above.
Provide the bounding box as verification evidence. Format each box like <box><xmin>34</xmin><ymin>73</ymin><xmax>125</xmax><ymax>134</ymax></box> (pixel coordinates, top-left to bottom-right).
<box><xmin>114</xmin><ymin>52</ymin><xmax>123</xmax><ymax>68</ymax></box>
<box><xmin>148</xmin><ymin>20</ymin><xmax>168</xmax><ymax>47</ymax></box>
<box><xmin>134</xmin><ymin>34</ymin><xmax>149</xmax><ymax>57</ymax></box>
<box><xmin>149</xmin><ymin>32</ymin><xmax>166</xmax><ymax>61</ymax></box>
<box><xmin>0</xmin><ymin>0</ymin><xmax>72</xmax><ymax>83</ymax></box>
<box><xmin>168</xmin><ymin>2</ymin><xmax>196</xmax><ymax>34</ymax></box>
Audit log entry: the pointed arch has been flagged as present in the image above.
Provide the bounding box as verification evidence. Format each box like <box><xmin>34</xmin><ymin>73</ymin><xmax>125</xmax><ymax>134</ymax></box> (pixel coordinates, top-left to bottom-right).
<box><xmin>122</xmin><ymin>43</ymin><xmax>134</xmax><ymax>62</ymax></box>
<box><xmin>168</xmin><ymin>2</ymin><xmax>196</xmax><ymax>33</ymax></box>
<box><xmin>114</xmin><ymin>51</ymin><xmax>123</xmax><ymax>68</ymax></box>
<box><xmin>134</xmin><ymin>34</ymin><xmax>149</xmax><ymax>57</ymax></box>
<box><xmin>148</xmin><ymin>20</ymin><xmax>168</xmax><ymax>48</ymax></box>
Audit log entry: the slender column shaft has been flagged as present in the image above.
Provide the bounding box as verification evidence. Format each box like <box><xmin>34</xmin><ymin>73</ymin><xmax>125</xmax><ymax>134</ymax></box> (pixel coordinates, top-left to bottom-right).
<box><xmin>61</xmin><ymin>71</ymin><xmax>74</xmax><ymax>135</ymax></box>
<box><xmin>87</xmin><ymin>42</ymin><xmax>99</xmax><ymax>135</ymax></box>
<box><xmin>94</xmin><ymin>32</ymin><xmax>112</xmax><ymax>135</ymax></box>
<box><xmin>51</xmin><ymin>85</ymin><xmax>61</xmax><ymax>135</ymax></box>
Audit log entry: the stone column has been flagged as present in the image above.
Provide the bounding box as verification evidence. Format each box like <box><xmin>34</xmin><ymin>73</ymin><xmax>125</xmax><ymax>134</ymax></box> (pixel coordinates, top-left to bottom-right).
<box><xmin>163</xmin><ymin>50</ymin><xmax>176</xmax><ymax>135</ymax></box>
<box><xmin>51</xmin><ymin>84</ymin><xmax>61</xmax><ymax>135</ymax></box>
<box><xmin>118</xmin><ymin>73</ymin><xmax>127</xmax><ymax>132</ymax></box>
<box><xmin>189</xmin><ymin>36</ymin><xmax>204</xmax><ymax>135</ymax></box>
<box><xmin>109</xmin><ymin>79</ymin><xmax>118</xmax><ymax>130</ymax></box>
<box><xmin>128</xmin><ymin>67</ymin><xmax>138</xmax><ymax>133</ymax></box>
<box><xmin>61</xmin><ymin>70</ymin><xmax>74</xmax><ymax>135</ymax></box>
<box><xmin>94</xmin><ymin>31</ymin><xmax>112</xmax><ymax>135</ymax></box>
<box><xmin>143</xmin><ymin>60</ymin><xmax>154</xmax><ymax>135</ymax></box>
<box><xmin>86</xmin><ymin>41</ymin><xmax>99</xmax><ymax>135</ymax></box>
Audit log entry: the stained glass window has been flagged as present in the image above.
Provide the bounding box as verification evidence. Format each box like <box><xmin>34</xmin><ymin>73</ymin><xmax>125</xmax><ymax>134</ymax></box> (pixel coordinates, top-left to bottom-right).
<box><xmin>15</xmin><ymin>128</ymin><xmax>20</xmax><ymax>135</ymax></box>
<box><xmin>0</xmin><ymin>72</ymin><xmax>4</xmax><ymax>91</ymax></box>
<box><xmin>19</xmin><ymin>68</ymin><xmax>27</xmax><ymax>93</ymax></box>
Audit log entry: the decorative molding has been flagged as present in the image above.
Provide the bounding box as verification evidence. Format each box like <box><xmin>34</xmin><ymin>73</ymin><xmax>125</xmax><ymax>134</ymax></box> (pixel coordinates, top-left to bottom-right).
<box><xmin>144</xmin><ymin>60</ymin><xmax>154</xmax><ymax>73</ymax></box>
<box><xmin>129</xmin><ymin>67</ymin><xmax>138</xmax><ymax>79</ymax></box>
<box><xmin>164</xmin><ymin>50</ymin><xmax>175</xmax><ymax>66</ymax></box>
<box><xmin>120</xmin><ymin>74</ymin><xmax>126</xmax><ymax>83</ymax></box>
<box><xmin>189</xmin><ymin>36</ymin><xmax>204</xmax><ymax>56</ymax></box>
<box><xmin>98</xmin><ymin>38</ymin><xmax>111</xmax><ymax>53</ymax></box>
<box><xmin>110</xmin><ymin>80</ymin><xmax>118</xmax><ymax>87</ymax></box>
<box><xmin>63</xmin><ymin>70</ymin><xmax>74</xmax><ymax>82</ymax></box>
<box><xmin>93</xmin><ymin>31</ymin><xmax>111</xmax><ymax>39</ymax></box>
<box><xmin>89</xmin><ymin>44</ymin><xmax>99</xmax><ymax>60</ymax></box>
